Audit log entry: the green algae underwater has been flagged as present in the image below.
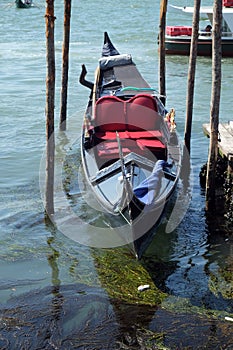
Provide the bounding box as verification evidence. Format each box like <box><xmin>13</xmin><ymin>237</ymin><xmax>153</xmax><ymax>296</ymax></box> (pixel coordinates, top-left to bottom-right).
<box><xmin>1</xmin><ymin>241</ymin><xmax>233</xmax><ymax>349</ymax></box>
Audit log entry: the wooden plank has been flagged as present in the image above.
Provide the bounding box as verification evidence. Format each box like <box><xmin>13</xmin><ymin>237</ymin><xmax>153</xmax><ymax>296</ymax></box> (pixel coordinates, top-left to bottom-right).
<box><xmin>203</xmin><ymin>122</ymin><xmax>233</xmax><ymax>161</ymax></box>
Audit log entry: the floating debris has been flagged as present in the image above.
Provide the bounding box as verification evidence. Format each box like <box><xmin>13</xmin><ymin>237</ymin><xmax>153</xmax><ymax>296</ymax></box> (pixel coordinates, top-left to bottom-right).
<box><xmin>138</xmin><ymin>284</ymin><xmax>150</xmax><ymax>292</ymax></box>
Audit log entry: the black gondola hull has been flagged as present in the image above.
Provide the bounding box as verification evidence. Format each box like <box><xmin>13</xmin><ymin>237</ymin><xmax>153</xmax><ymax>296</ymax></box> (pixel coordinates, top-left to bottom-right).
<box><xmin>80</xmin><ymin>32</ymin><xmax>182</xmax><ymax>258</ymax></box>
<box><xmin>15</xmin><ymin>0</ymin><xmax>32</xmax><ymax>8</ymax></box>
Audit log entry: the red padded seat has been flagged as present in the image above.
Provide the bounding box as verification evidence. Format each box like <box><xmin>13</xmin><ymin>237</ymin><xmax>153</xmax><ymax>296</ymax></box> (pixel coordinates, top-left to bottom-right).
<box><xmin>94</xmin><ymin>95</ymin><xmax>125</xmax><ymax>131</ymax></box>
<box><xmin>126</xmin><ymin>94</ymin><xmax>159</xmax><ymax>131</ymax></box>
<box><xmin>93</xmin><ymin>94</ymin><xmax>167</xmax><ymax>160</ymax></box>
<box><xmin>96</xmin><ymin>139</ymin><xmax>141</xmax><ymax>159</ymax></box>
<box><xmin>94</xmin><ymin>131</ymin><xmax>130</xmax><ymax>140</ymax></box>
<box><xmin>128</xmin><ymin>94</ymin><xmax>158</xmax><ymax>111</ymax></box>
<box><xmin>94</xmin><ymin>94</ymin><xmax>160</xmax><ymax>134</ymax></box>
<box><xmin>127</xmin><ymin>130</ymin><xmax>163</xmax><ymax>139</ymax></box>
<box><xmin>136</xmin><ymin>139</ymin><xmax>167</xmax><ymax>159</ymax></box>
<box><xmin>94</xmin><ymin>130</ymin><xmax>163</xmax><ymax>140</ymax></box>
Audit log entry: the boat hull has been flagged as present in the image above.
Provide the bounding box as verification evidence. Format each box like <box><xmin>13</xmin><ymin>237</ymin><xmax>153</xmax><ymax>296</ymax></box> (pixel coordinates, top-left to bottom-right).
<box><xmin>129</xmin><ymin>183</ymin><xmax>177</xmax><ymax>258</ymax></box>
<box><xmin>15</xmin><ymin>0</ymin><xmax>32</xmax><ymax>8</ymax></box>
<box><xmin>164</xmin><ymin>36</ymin><xmax>233</xmax><ymax>57</ymax></box>
<box><xmin>80</xmin><ymin>32</ymin><xmax>182</xmax><ymax>258</ymax></box>
<box><xmin>81</xmin><ymin>137</ymin><xmax>181</xmax><ymax>258</ymax></box>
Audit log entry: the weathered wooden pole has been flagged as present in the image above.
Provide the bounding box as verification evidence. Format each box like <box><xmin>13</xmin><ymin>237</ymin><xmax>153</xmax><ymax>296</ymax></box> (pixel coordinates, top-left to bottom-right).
<box><xmin>184</xmin><ymin>0</ymin><xmax>201</xmax><ymax>155</ymax></box>
<box><xmin>45</xmin><ymin>0</ymin><xmax>56</xmax><ymax>215</ymax></box>
<box><xmin>159</xmin><ymin>0</ymin><xmax>167</xmax><ymax>106</ymax></box>
<box><xmin>206</xmin><ymin>0</ymin><xmax>222</xmax><ymax>211</ymax></box>
<box><xmin>59</xmin><ymin>0</ymin><xmax>72</xmax><ymax>131</ymax></box>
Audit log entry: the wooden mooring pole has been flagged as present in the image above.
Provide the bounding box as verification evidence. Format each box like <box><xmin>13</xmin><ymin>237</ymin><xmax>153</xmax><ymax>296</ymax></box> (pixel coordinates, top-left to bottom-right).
<box><xmin>59</xmin><ymin>0</ymin><xmax>72</xmax><ymax>131</ymax></box>
<box><xmin>206</xmin><ymin>0</ymin><xmax>222</xmax><ymax>211</ymax></box>
<box><xmin>45</xmin><ymin>0</ymin><xmax>56</xmax><ymax>215</ymax></box>
<box><xmin>184</xmin><ymin>0</ymin><xmax>201</xmax><ymax>155</ymax></box>
<box><xmin>159</xmin><ymin>0</ymin><xmax>167</xmax><ymax>106</ymax></box>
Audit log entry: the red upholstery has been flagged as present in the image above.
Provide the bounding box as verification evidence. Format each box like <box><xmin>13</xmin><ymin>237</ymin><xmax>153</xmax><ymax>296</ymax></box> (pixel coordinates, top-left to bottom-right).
<box><xmin>94</xmin><ymin>131</ymin><xmax>130</xmax><ymax>140</ymax></box>
<box><xmin>137</xmin><ymin>138</ymin><xmax>165</xmax><ymax>149</ymax></box>
<box><xmin>96</xmin><ymin>140</ymin><xmax>141</xmax><ymax>159</ymax></box>
<box><xmin>128</xmin><ymin>94</ymin><xmax>158</xmax><ymax>111</ymax></box>
<box><xmin>128</xmin><ymin>130</ymin><xmax>162</xmax><ymax>139</ymax></box>
<box><xmin>136</xmin><ymin>139</ymin><xmax>167</xmax><ymax>159</ymax></box>
<box><xmin>126</xmin><ymin>94</ymin><xmax>159</xmax><ymax>131</ymax></box>
<box><xmin>94</xmin><ymin>94</ymin><xmax>160</xmax><ymax>132</ymax></box>
<box><xmin>94</xmin><ymin>130</ymin><xmax>163</xmax><ymax>140</ymax></box>
<box><xmin>93</xmin><ymin>94</ymin><xmax>167</xmax><ymax>159</ymax></box>
<box><xmin>96</xmin><ymin>139</ymin><xmax>166</xmax><ymax>160</ymax></box>
<box><xmin>95</xmin><ymin>96</ymin><xmax>125</xmax><ymax>131</ymax></box>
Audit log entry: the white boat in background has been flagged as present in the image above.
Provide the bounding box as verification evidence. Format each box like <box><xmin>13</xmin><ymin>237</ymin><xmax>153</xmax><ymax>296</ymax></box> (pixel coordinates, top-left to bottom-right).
<box><xmin>164</xmin><ymin>3</ymin><xmax>233</xmax><ymax>57</ymax></box>
<box><xmin>168</xmin><ymin>4</ymin><xmax>208</xmax><ymax>19</ymax></box>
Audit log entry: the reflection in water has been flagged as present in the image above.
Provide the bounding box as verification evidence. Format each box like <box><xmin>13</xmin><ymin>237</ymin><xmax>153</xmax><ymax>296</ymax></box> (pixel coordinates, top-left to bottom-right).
<box><xmin>1</xmin><ymin>283</ymin><xmax>233</xmax><ymax>349</ymax></box>
<box><xmin>92</xmin><ymin>246</ymin><xmax>233</xmax><ymax>349</ymax></box>
<box><xmin>165</xmin><ymin>142</ymin><xmax>193</xmax><ymax>234</ymax></box>
<box><xmin>143</xmin><ymin>199</ymin><xmax>233</xmax><ymax>313</ymax></box>
<box><xmin>46</xmin><ymin>219</ymin><xmax>64</xmax><ymax>349</ymax></box>
<box><xmin>0</xmin><ymin>284</ymin><xmax>117</xmax><ymax>350</ymax></box>
<box><xmin>0</xmin><ymin>142</ymin><xmax>232</xmax><ymax>349</ymax></box>
<box><xmin>203</xmin><ymin>227</ymin><xmax>233</xmax><ymax>310</ymax></box>
<box><xmin>0</xmin><ymin>216</ymin><xmax>232</xmax><ymax>349</ymax></box>
<box><xmin>46</xmin><ymin>221</ymin><xmax>61</xmax><ymax>288</ymax></box>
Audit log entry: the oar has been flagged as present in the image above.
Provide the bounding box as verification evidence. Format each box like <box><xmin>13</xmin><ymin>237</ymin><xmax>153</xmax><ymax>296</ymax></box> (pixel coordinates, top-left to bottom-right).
<box><xmin>116</xmin><ymin>132</ymin><xmax>133</xmax><ymax>222</ymax></box>
<box><xmin>116</xmin><ymin>131</ymin><xmax>127</xmax><ymax>184</ymax></box>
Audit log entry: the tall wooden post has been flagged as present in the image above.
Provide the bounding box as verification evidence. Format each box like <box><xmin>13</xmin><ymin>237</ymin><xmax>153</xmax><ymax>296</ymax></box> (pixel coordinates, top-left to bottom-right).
<box><xmin>59</xmin><ymin>0</ymin><xmax>72</xmax><ymax>131</ymax></box>
<box><xmin>184</xmin><ymin>0</ymin><xmax>201</xmax><ymax>155</ymax></box>
<box><xmin>45</xmin><ymin>0</ymin><xmax>56</xmax><ymax>215</ymax></box>
<box><xmin>159</xmin><ymin>0</ymin><xmax>167</xmax><ymax>106</ymax></box>
<box><xmin>206</xmin><ymin>0</ymin><xmax>222</xmax><ymax>211</ymax></box>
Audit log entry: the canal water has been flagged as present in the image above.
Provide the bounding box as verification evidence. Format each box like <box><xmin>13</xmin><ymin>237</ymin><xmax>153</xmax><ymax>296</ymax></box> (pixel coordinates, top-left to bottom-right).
<box><xmin>0</xmin><ymin>0</ymin><xmax>232</xmax><ymax>349</ymax></box>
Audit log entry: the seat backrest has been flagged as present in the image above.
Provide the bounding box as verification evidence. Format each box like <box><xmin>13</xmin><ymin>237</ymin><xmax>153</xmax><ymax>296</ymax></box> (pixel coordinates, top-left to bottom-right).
<box><xmin>126</xmin><ymin>94</ymin><xmax>160</xmax><ymax>131</ymax></box>
<box><xmin>94</xmin><ymin>94</ymin><xmax>161</xmax><ymax>132</ymax></box>
<box><xmin>94</xmin><ymin>95</ymin><xmax>126</xmax><ymax>131</ymax></box>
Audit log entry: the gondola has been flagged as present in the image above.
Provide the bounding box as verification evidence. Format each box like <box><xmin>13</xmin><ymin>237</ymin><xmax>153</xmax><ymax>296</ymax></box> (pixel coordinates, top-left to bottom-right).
<box><xmin>80</xmin><ymin>32</ymin><xmax>182</xmax><ymax>258</ymax></box>
<box><xmin>15</xmin><ymin>0</ymin><xmax>33</xmax><ymax>9</ymax></box>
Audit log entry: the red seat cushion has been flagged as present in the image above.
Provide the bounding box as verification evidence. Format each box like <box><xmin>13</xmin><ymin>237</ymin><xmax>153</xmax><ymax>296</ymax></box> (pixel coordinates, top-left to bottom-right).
<box><xmin>93</xmin><ymin>94</ymin><xmax>166</xmax><ymax>159</ymax></box>
<box><xmin>94</xmin><ymin>94</ymin><xmax>160</xmax><ymax>132</ymax></box>
<box><xmin>137</xmin><ymin>139</ymin><xmax>166</xmax><ymax>150</ymax></box>
<box><xmin>126</xmin><ymin>94</ymin><xmax>160</xmax><ymax>131</ymax></box>
<box><xmin>128</xmin><ymin>130</ymin><xmax>163</xmax><ymax>139</ymax></box>
<box><xmin>127</xmin><ymin>94</ymin><xmax>158</xmax><ymax>111</ymax></box>
<box><xmin>94</xmin><ymin>131</ymin><xmax>130</xmax><ymax>140</ymax></box>
<box><xmin>94</xmin><ymin>96</ymin><xmax>126</xmax><ymax>131</ymax></box>
<box><xmin>136</xmin><ymin>139</ymin><xmax>167</xmax><ymax>159</ymax></box>
<box><xmin>94</xmin><ymin>130</ymin><xmax>163</xmax><ymax>140</ymax></box>
<box><xmin>96</xmin><ymin>139</ymin><xmax>140</xmax><ymax>158</ymax></box>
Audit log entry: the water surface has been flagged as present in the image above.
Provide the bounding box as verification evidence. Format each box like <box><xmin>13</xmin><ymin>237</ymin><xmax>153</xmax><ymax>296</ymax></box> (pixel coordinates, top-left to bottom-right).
<box><xmin>0</xmin><ymin>0</ymin><xmax>232</xmax><ymax>348</ymax></box>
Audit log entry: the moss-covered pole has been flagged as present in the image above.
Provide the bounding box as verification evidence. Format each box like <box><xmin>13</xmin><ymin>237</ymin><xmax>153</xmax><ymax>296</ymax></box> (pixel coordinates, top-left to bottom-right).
<box><xmin>45</xmin><ymin>0</ymin><xmax>56</xmax><ymax>215</ymax></box>
<box><xmin>158</xmin><ymin>0</ymin><xmax>167</xmax><ymax>106</ymax></box>
<box><xmin>184</xmin><ymin>0</ymin><xmax>201</xmax><ymax>155</ymax></box>
<box><xmin>206</xmin><ymin>0</ymin><xmax>222</xmax><ymax>211</ymax></box>
<box><xmin>59</xmin><ymin>0</ymin><xmax>72</xmax><ymax>131</ymax></box>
